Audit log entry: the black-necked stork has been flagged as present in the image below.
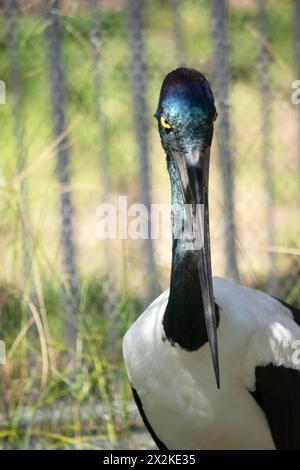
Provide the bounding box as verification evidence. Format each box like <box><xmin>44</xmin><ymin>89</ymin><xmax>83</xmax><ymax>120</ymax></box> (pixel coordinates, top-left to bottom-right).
<box><xmin>123</xmin><ymin>67</ymin><xmax>300</xmax><ymax>450</ymax></box>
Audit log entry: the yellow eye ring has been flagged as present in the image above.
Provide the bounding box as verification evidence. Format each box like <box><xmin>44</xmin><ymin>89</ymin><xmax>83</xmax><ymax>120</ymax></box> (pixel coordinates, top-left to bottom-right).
<box><xmin>160</xmin><ymin>115</ymin><xmax>171</xmax><ymax>129</ymax></box>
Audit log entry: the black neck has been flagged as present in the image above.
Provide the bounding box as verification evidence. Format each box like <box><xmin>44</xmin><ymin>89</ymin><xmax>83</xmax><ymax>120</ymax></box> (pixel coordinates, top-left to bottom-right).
<box><xmin>162</xmin><ymin>156</ymin><xmax>218</xmax><ymax>351</ymax></box>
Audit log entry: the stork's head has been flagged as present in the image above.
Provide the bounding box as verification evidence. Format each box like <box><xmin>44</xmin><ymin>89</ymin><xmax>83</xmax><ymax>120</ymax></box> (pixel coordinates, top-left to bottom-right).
<box><xmin>155</xmin><ymin>67</ymin><xmax>216</xmax><ymax>155</ymax></box>
<box><xmin>155</xmin><ymin>68</ymin><xmax>220</xmax><ymax>388</ymax></box>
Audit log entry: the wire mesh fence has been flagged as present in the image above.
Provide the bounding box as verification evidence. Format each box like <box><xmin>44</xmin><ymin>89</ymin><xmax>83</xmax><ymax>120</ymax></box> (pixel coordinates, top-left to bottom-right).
<box><xmin>0</xmin><ymin>0</ymin><xmax>299</xmax><ymax>449</ymax></box>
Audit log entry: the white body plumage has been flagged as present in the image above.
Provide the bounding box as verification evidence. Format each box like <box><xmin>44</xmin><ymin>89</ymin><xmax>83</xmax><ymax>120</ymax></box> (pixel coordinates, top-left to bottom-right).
<box><xmin>123</xmin><ymin>277</ymin><xmax>300</xmax><ymax>450</ymax></box>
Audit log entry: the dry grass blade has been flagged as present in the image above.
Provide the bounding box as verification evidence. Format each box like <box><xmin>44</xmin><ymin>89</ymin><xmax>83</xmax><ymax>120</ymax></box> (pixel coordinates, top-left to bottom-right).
<box><xmin>7</xmin><ymin>316</ymin><xmax>35</xmax><ymax>360</ymax></box>
<box><xmin>246</xmin><ymin>24</ymin><xmax>292</xmax><ymax>78</ymax></box>
<box><xmin>14</xmin><ymin>116</ymin><xmax>83</xmax><ymax>184</ymax></box>
<box><xmin>28</xmin><ymin>301</ymin><xmax>49</xmax><ymax>389</ymax></box>
<box><xmin>250</xmin><ymin>246</ymin><xmax>300</xmax><ymax>256</ymax></box>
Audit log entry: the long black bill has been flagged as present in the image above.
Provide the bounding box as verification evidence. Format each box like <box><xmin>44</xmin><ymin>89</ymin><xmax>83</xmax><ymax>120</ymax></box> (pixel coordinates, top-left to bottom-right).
<box><xmin>171</xmin><ymin>146</ymin><xmax>220</xmax><ymax>389</ymax></box>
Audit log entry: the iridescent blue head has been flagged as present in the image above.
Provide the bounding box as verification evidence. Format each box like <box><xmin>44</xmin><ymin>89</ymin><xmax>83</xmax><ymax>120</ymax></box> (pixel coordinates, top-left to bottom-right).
<box><xmin>155</xmin><ymin>67</ymin><xmax>216</xmax><ymax>154</ymax></box>
<box><xmin>155</xmin><ymin>68</ymin><xmax>220</xmax><ymax>388</ymax></box>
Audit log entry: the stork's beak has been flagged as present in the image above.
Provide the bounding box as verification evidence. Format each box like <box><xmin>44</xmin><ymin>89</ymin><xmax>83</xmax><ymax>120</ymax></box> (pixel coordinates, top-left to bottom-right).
<box><xmin>170</xmin><ymin>145</ymin><xmax>220</xmax><ymax>389</ymax></box>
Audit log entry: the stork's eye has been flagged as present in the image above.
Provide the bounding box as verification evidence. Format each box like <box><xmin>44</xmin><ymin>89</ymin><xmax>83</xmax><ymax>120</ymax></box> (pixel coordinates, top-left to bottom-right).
<box><xmin>160</xmin><ymin>115</ymin><xmax>172</xmax><ymax>130</ymax></box>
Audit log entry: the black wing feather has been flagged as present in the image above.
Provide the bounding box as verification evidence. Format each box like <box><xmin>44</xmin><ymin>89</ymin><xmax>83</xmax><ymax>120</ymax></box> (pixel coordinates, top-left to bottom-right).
<box><xmin>273</xmin><ymin>297</ymin><xmax>300</xmax><ymax>326</ymax></box>
<box><xmin>131</xmin><ymin>387</ymin><xmax>168</xmax><ymax>450</ymax></box>
<box><xmin>251</xmin><ymin>365</ymin><xmax>300</xmax><ymax>449</ymax></box>
<box><xmin>250</xmin><ymin>299</ymin><xmax>300</xmax><ymax>449</ymax></box>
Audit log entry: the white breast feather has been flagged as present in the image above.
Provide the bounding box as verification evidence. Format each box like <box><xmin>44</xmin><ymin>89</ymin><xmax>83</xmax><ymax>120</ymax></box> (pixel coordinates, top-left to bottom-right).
<box><xmin>123</xmin><ymin>276</ymin><xmax>300</xmax><ymax>449</ymax></box>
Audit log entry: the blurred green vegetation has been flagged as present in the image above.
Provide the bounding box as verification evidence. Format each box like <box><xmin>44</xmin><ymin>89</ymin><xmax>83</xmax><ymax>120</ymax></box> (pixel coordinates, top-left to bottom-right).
<box><xmin>0</xmin><ymin>0</ymin><xmax>299</xmax><ymax>449</ymax></box>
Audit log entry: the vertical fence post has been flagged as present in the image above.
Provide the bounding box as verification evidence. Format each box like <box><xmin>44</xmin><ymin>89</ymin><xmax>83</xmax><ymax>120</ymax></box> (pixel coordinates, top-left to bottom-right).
<box><xmin>91</xmin><ymin>0</ymin><xmax>115</xmax><ymax>314</ymax></box>
<box><xmin>90</xmin><ymin>0</ymin><xmax>116</xmax><ymax>314</ymax></box>
<box><xmin>91</xmin><ymin>0</ymin><xmax>109</xmax><ymax>199</ymax></box>
<box><xmin>257</xmin><ymin>0</ymin><xmax>276</xmax><ymax>293</ymax></box>
<box><xmin>4</xmin><ymin>0</ymin><xmax>31</xmax><ymax>283</ymax></box>
<box><xmin>172</xmin><ymin>0</ymin><xmax>184</xmax><ymax>66</ymax></box>
<box><xmin>127</xmin><ymin>0</ymin><xmax>159</xmax><ymax>304</ymax></box>
<box><xmin>211</xmin><ymin>0</ymin><xmax>240</xmax><ymax>283</ymax></box>
<box><xmin>45</xmin><ymin>0</ymin><xmax>79</xmax><ymax>360</ymax></box>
